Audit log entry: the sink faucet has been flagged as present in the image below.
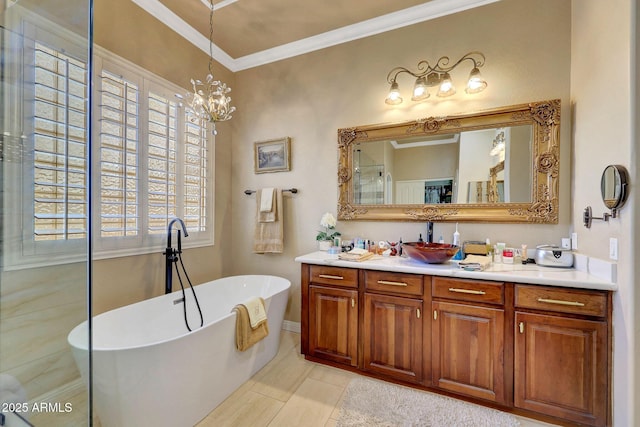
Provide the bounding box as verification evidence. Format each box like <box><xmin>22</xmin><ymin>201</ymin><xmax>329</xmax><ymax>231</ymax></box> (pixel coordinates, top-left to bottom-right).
<box><xmin>426</xmin><ymin>222</ymin><xmax>434</xmax><ymax>243</ymax></box>
<box><xmin>165</xmin><ymin>218</ymin><xmax>189</xmax><ymax>294</ymax></box>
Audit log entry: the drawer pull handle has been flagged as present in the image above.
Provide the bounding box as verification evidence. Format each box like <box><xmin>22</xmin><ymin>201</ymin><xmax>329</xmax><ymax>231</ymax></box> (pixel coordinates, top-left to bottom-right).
<box><xmin>378</xmin><ymin>280</ymin><xmax>408</xmax><ymax>287</ymax></box>
<box><xmin>519</xmin><ymin>322</ymin><xmax>524</xmax><ymax>334</ymax></box>
<box><xmin>537</xmin><ymin>297</ymin><xmax>585</xmax><ymax>307</ymax></box>
<box><xmin>319</xmin><ymin>274</ymin><xmax>344</xmax><ymax>280</ymax></box>
<box><xmin>417</xmin><ymin>308</ymin><xmax>421</xmax><ymax>319</ymax></box>
<box><xmin>433</xmin><ymin>310</ymin><xmax>438</xmax><ymax>320</ymax></box>
<box><xmin>351</xmin><ymin>298</ymin><xmax>355</xmax><ymax>308</ymax></box>
<box><xmin>448</xmin><ymin>287</ymin><xmax>486</xmax><ymax>295</ymax></box>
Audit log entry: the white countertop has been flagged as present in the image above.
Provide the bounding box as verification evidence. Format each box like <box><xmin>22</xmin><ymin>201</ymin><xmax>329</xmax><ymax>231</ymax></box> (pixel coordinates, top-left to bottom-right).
<box><xmin>294</xmin><ymin>251</ymin><xmax>617</xmax><ymax>291</ymax></box>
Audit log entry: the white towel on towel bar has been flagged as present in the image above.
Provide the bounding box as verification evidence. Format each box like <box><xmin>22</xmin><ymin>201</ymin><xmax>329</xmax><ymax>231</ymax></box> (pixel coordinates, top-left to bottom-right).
<box><xmin>260</xmin><ymin>188</ymin><xmax>275</xmax><ymax>213</ymax></box>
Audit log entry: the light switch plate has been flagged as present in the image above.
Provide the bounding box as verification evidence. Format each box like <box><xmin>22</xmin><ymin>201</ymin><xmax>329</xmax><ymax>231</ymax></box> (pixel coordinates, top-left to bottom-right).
<box><xmin>609</xmin><ymin>237</ymin><xmax>618</xmax><ymax>260</ymax></box>
<box><xmin>561</xmin><ymin>238</ymin><xmax>571</xmax><ymax>249</ymax></box>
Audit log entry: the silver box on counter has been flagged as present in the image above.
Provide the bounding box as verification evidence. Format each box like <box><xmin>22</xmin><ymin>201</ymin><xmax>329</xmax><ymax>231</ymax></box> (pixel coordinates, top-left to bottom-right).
<box><xmin>535</xmin><ymin>245</ymin><xmax>574</xmax><ymax>268</ymax></box>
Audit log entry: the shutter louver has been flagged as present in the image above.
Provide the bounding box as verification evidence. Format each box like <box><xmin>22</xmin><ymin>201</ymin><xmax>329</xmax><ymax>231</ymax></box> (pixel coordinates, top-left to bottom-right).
<box><xmin>33</xmin><ymin>43</ymin><xmax>87</xmax><ymax>241</ymax></box>
<box><xmin>147</xmin><ymin>92</ymin><xmax>177</xmax><ymax>234</ymax></box>
<box><xmin>183</xmin><ymin>118</ymin><xmax>208</xmax><ymax>232</ymax></box>
<box><xmin>99</xmin><ymin>70</ymin><xmax>140</xmax><ymax>237</ymax></box>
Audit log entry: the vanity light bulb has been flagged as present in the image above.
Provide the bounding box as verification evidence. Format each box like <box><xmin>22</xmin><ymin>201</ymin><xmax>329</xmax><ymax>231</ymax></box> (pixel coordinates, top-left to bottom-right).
<box><xmin>436</xmin><ymin>73</ymin><xmax>456</xmax><ymax>97</ymax></box>
<box><xmin>385</xmin><ymin>81</ymin><xmax>403</xmax><ymax>105</ymax></box>
<box><xmin>411</xmin><ymin>77</ymin><xmax>429</xmax><ymax>101</ymax></box>
<box><xmin>465</xmin><ymin>68</ymin><xmax>487</xmax><ymax>94</ymax></box>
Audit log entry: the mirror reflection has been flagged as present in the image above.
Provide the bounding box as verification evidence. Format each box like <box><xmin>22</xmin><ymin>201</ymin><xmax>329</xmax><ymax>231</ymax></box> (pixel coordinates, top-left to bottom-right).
<box><xmin>352</xmin><ymin>125</ymin><xmax>533</xmax><ymax>205</ymax></box>
<box><xmin>601</xmin><ymin>164</ymin><xmax>628</xmax><ymax>210</ymax></box>
<box><xmin>337</xmin><ymin>99</ymin><xmax>561</xmax><ymax>223</ymax></box>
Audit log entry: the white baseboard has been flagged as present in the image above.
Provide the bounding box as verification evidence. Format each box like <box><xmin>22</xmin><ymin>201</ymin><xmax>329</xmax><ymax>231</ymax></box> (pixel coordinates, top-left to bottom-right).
<box><xmin>282</xmin><ymin>320</ymin><xmax>301</xmax><ymax>333</ymax></box>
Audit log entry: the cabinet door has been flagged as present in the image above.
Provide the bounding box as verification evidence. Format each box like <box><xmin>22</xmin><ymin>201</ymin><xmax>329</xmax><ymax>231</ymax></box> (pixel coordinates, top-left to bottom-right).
<box><xmin>308</xmin><ymin>285</ymin><xmax>358</xmax><ymax>366</ymax></box>
<box><xmin>432</xmin><ymin>301</ymin><xmax>506</xmax><ymax>404</ymax></box>
<box><xmin>363</xmin><ymin>293</ymin><xmax>423</xmax><ymax>383</ymax></box>
<box><xmin>515</xmin><ymin>312</ymin><xmax>607</xmax><ymax>426</ymax></box>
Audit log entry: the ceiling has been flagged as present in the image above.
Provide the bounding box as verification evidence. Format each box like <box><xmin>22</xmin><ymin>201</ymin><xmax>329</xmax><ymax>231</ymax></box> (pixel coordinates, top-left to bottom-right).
<box><xmin>131</xmin><ymin>0</ymin><xmax>500</xmax><ymax>72</ymax></box>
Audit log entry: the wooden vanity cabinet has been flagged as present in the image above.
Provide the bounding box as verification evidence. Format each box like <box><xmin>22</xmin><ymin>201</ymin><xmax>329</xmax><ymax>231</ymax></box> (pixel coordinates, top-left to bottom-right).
<box><xmin>514</xmin><ymin>285</ymin><xmax>611</xmax><ymax>426</ymax></box>
<box><xmin>362</xmin><ymin>271</ymin><xmax>424</xmax><ymax>384</ymax></box>
<box><xmin>301</xmin><ymin>263</ymin><xmax>612</xmax><ymax>427</ymax></box>
<box><xmin>304</xmin><ymin>265</ymin><xmax>359</xmax><ymax>367</ymax></box>
<box><xmin>431</xmin><ymin>277</ymin><xmax>510</xmax><ymax>405</ymax></box>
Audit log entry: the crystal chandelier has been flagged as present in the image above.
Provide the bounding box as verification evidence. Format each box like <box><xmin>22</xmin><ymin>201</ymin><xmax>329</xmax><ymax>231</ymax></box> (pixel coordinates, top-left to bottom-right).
<box><xmin>177</xmin><ymin>0</ymin><xmax>235</xmax><ymax>133</ymax></box>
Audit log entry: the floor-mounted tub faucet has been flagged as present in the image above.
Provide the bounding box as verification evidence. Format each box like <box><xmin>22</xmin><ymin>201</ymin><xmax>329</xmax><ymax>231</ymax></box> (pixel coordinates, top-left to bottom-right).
<box><xmin>165</xmin><ymin>218</ymin><xmax>189</xmax><ymax>294</ymax></box>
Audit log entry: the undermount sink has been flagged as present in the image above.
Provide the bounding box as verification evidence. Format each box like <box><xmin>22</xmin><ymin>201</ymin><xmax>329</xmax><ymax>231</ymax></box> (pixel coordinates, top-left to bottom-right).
<box><xmin>402</xmin><ymin>242</ymin><xmax>460</xmax><ymax>264</ymax></box>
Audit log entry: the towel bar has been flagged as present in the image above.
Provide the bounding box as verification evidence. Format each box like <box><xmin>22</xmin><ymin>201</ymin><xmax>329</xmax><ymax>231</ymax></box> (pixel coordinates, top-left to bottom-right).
<box><xmin>244</xmin><ymin>188</ymin><xmax>298</xmax><ymax>195</ymax></box>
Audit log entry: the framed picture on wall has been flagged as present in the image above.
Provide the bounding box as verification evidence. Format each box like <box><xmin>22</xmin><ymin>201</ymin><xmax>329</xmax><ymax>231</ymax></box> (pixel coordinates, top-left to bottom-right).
<box><xmin>254</xmin><ymin>137</ymin><xmax>291</xmax><ymax>173</ymax></box>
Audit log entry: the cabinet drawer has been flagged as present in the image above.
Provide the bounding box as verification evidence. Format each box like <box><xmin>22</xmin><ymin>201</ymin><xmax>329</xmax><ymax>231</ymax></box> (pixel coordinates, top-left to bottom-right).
<box><xmin>364</xmin><ymin>270</ymin><xmax>423</xmax><ymax>296</ymax></box>
<box><xmin>432</xmin><ymin>277</ymin><xmax>504</xmax><ymax>305</ymax></box>
<box><xmin>515</xmin><ymin>285</ymin><xmax>607</xmax><ymax>317</ymax></box>
<box><xmin>310</xmin><ymin>265</ymin><xmax>358</xmax><ymax>288</ymax></box>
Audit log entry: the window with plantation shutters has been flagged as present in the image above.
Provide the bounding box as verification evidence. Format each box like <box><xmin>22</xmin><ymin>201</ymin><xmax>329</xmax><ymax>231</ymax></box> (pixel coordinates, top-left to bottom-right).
<box><xmin>98</xmin><ymin>70</ymin><xmax>140</xmax><ymax>238</ymax></box>
<box><xmin>5</xmin><ymin>19</ymin><xmax>214</xmax><ymax>268</ymax></box>
<box><xmin>93</xmin><ymin>55</ymin><xmax>214</xmax><ymax>256</ymax></box>
<box><xmin>33</xmin><ymin>42</ymin><xmax>88</xmax><ymax>241</ymax></box>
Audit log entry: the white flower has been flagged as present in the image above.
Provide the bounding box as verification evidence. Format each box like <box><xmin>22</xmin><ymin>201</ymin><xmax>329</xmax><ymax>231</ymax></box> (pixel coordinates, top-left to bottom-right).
<box><xmin>320</xmin><ymin>212</ymin><xmax>336</xmax><ymax>229</ymax></box>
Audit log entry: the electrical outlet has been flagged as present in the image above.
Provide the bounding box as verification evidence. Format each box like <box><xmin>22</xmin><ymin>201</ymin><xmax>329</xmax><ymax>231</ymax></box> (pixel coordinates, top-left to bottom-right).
<box><xmin>571</xmin><ymin>232</ymin><xmax>578</xmax><ymax>250</ymax></box>
<box><xmin>609</xmin><ymin>237</ymin><xmax>618</xmax><ymax>260</ymax></box>
<box><xmin>561</xmin><ymin>238</ymin><xmax>570</xmax><ymax>249</ymax></box>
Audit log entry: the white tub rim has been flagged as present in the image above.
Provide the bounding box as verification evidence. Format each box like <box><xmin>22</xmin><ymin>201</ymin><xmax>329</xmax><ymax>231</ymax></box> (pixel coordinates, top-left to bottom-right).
<box><xmin>68</xmin><ymin>274</ymin><xmax>290</xmax><ymax>352</ymax></box>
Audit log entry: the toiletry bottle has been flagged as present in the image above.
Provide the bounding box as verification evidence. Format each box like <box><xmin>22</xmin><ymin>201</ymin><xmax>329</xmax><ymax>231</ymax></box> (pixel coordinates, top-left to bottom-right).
<box><xmin>452</xmin><ymin>224</ymin><xmax>463</xmax><ymax>260</ymax></box>
<box><xmin>418</xmin><ymin>234</ymin><xmax>424</xmax><ymax>247</ymax></box>
<box><xmin>486</xmin><ymin>238</ymin><xmax>493</xmax><ymax>261</ymax></box>
<box><xmin>399</xmin><ymin>238</ymin><xmax>403</xmax><ymax>256</ymax></box>
<box><xmin>438</xmin><ymin>235</ymin><xmax>444</xmax><ymax>244</ymax></box>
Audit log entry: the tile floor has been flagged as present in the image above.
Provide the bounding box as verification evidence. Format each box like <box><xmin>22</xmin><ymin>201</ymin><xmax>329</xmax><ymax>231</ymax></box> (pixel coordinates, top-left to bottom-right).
<box><xmin>196</xmin><ymin>330</ymin><xmax>560</xmax><ymax>427</ymax></box>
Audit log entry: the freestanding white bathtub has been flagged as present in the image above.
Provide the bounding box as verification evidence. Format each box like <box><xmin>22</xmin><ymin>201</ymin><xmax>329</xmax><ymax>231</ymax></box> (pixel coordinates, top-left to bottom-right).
<box><xmin>67</xmin><ymin>275</ymin><xmax>291</xmax><ymax>427</ymax></box>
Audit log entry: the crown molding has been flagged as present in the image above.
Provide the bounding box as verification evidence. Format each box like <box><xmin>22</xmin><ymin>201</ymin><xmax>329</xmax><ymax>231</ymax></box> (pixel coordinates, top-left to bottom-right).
<box><xmin>132</xmin><ymin>0</ymin><xmax>500</xmax><ymax>72</ymax></box>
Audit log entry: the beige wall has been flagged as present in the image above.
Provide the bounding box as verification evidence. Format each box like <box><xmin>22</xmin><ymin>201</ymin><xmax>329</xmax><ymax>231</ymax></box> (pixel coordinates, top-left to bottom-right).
<box><xmin>571</xmin><ymin>1</ymin><xmax>636</xmax><ymax>425</ymax></box>
<box><xmin>230</xmin><ymin>0</ymin><xmax>572</xmax><ymax>323</ymax></box>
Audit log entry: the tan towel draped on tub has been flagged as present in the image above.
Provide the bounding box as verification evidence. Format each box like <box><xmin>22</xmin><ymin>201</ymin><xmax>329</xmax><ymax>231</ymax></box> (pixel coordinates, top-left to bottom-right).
<box><xmin>253</xmin><ymin>188</ymin><xmax>284</xmax><ymax>253</ymax></box>
<box><xmin>232</xmin><ymin>297</ymin><xmax>269</xmax><ymax>352</ymax></box>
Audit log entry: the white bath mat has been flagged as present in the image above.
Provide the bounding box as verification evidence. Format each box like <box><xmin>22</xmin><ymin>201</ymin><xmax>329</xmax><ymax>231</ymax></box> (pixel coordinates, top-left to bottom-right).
<box><xmin>337</xmin><ymin>376</ymin><xmax>520</xmax><ymax>427</ymax></box>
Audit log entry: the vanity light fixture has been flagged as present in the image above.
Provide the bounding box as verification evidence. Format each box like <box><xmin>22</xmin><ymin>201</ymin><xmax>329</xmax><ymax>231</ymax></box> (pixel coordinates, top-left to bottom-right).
<box><xmin>176</xmin><ymin>0</ymin><xmax>235</xmax><ymax>133</ymax></box>
<box><xmin>385</xmin><ymin>51</ymin><xmax>487</xmax><ymax>105</ymax></box>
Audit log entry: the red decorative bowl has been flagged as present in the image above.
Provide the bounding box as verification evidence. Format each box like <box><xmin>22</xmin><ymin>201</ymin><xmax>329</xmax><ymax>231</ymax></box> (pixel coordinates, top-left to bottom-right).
<box><xmin>402</xmin><ymin>242</ymin><xmax>460</xmax><ymax>264</ymax></box>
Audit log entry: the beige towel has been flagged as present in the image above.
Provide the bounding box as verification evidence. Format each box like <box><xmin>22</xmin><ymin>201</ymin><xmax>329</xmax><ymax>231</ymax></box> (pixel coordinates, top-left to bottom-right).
<box><xmin>257</xmin><ymin>188</ymin><xmax>276</xmax><ymax>223</ymax></box>
<box><xmin>253</xmin><ymin>188</ymin><xmax>284</xmax><ymax>253</ymax></box>
<box><xmin>242</xmin><ymin>296</ymin><xmax>268</xmax><ymax>328</ymax></box>
<box><xmin>232</xmin><ymin>298</ymin><xmax>269</xmax><ymax>352</ymax></box>
<box><xmin>260</xmin><ymin>188</ymin><xmax>275</xmax><ymax>213</ymax></box>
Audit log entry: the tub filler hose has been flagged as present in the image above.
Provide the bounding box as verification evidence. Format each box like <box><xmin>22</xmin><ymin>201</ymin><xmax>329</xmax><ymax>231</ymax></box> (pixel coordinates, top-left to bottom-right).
<box><xmin>174</xmin><ymin>231</ymin><xmax>204</xmax><ymax>332</ymax></box>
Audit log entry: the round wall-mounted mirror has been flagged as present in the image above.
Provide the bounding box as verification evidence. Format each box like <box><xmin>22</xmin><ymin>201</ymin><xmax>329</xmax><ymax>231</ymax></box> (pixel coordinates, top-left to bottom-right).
<box><xmin>600</xmin><ymin>164</ymin><xmax>628</xmax><ymax>210</ymax></box>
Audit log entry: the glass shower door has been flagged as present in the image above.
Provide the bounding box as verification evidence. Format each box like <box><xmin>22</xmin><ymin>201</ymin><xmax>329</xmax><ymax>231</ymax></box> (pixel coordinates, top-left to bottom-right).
<box><xmin>1</xmin><ymin>0</ymin><xmax>92</xmax><ymax>425</ymax></box>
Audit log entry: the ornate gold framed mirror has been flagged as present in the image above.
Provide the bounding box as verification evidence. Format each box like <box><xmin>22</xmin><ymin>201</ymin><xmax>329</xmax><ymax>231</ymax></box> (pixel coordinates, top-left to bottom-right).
<box><xmin>337</xmin><ymin>99</ymin><xmax>560</xmax><ymax>223</ymax></box>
